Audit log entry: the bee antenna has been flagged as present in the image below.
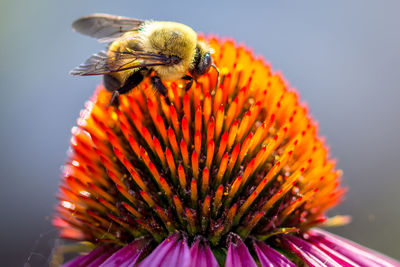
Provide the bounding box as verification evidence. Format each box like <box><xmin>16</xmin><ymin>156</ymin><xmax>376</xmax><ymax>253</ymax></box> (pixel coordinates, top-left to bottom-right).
<box><xmin>211</xmin><ymin>64</ymin><xmax>220</xmax><ymax>91</ymax></box>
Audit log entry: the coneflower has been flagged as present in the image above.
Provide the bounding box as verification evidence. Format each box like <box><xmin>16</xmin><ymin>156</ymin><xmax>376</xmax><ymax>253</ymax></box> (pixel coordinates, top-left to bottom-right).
<box><xmin>54</xmin><ymin>37</ymin><xmax>400</xmax><ymax>266</ymax></box>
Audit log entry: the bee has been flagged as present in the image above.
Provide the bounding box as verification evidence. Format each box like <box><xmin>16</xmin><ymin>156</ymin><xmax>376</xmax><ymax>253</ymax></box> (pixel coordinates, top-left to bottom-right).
<box><xmin>70</xmin><ymin>14</ymin><xmax>219</xmax><ymax>105</ymax></box>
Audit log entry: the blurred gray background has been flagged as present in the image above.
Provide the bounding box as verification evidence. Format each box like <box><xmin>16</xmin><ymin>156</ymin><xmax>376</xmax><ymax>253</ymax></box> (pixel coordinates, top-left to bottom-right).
<box><xmin>1</xmin><ymin>0</ymin><xmax>399</xmax><ymax>266</ymax></box>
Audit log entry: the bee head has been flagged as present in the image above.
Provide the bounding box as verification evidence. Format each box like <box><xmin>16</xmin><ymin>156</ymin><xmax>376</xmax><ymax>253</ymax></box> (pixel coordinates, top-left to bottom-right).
<box><xmin>191</xmin><ymin>42</ymin><xmax>212</xmax><ymax>78</ymax></box>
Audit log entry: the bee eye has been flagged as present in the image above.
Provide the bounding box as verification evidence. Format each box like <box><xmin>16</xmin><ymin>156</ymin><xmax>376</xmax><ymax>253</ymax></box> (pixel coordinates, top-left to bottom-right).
<box><xmin>193</xmin><ymin>52</ymin><xmax>212</xmax><ymax>76</ymax></box>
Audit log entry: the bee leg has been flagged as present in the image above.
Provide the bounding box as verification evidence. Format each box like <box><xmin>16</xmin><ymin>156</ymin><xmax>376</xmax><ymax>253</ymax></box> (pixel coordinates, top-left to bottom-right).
<box><xmin>108</xmin><ymin>91</ymin><xmax>120</xmax><ymax>107</ymax></box>
<box><xmin>104</xmin><ymin>72</ymin><xmax>144</xmax><ymax>107</ymax></box>
<box><xmin>104</xmin><ymin>74</ymin><xmax>122</xmax><ymax>107</ymax></box>
<box><xmin>119</xmin><ymin>71</ymin><xmax>144</xmax><ymax>93</ymax></box>
<box><xmin>151</xmin><ymin>76</ymin><xmax>170</xmax><ymax>105</ymax></box>
<box><xmin>181</xmin><ymin>75</ymin><xmax>194</xmax><ymax>91</ymax></box>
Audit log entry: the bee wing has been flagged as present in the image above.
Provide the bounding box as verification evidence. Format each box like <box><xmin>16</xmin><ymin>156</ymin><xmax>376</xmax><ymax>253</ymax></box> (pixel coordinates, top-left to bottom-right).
<box><xmin>72</xmin><ymin>13</ymin><xmax>144</xmax><ymax>40</ymax></box>
<box><xmin>70</xmin><ymin>50</ymin><xmax>172</xmax><ymax>76</ymax></box>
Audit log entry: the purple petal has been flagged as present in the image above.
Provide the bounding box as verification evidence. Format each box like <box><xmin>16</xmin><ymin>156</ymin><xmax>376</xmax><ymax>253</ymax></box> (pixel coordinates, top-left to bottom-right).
<box><xmin>87</xmin><ymin>248</ymin><xmax>119</xmax><ymax>267</ymax></box>
<box><xmin>62</xmin><ymin>245</ymin><xmax>118</xmax><ymax>267</ymax></box>
<box><xmin>308</xmin><ymin>229</ymin><xmax>400</xmax><ymax>267</ymax></box>
<box><xmin>253</xmin><ymin>241</ymin><xmax>296</xmax><ymax>267</ymax></box>
<box><xmin>304</xmin><ymin>234</ymin><xmax>363</xmax><ymax>266</ymax></box>
<box><xmin>225</xmin><ymin>233</ymin><xmax>257</xmax><ymax>267</ymax></box>
<box><xmin>280</xmin><ymin>234</ymin><xmax>342</xmax><ymax>267</ymax></box>
<box><xmin>189</xmin><ymin>237</ymin><xmax>219</xmax><ymax>267</ymax></box>
<box><xmin>62</xmin><ymin>254</ymin><xmax>89</xmax><ymax>267</ymax></box>
<box><xmin>137</xmin><ymin>233</ymin><xmax>191</xmax><ymax>267</ymax></box>
<box><xmin>99</xmin><ymin>237</ymin><xmax>151</xmax><ymax>267</ymax></box>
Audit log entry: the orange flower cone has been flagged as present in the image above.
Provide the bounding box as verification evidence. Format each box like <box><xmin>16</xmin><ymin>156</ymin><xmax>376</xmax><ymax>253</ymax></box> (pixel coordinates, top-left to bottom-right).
<box><xmin>54</xmin><ymin>37</ymin><xmax>399</xmax><ymax>266</ymax></box>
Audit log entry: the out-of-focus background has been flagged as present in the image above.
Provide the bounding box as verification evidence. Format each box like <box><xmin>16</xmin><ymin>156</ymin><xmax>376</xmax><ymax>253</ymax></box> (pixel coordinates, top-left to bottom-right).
<box><xmin>1</xmin><ymin>1</ymin><xmax>399</xmax><ymax>266</ymax></box>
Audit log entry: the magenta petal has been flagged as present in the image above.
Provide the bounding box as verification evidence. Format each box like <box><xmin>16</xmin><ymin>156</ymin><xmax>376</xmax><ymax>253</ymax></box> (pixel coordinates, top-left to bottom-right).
<box><xmin>253</xmin><ymin>241</ymin><xmax>296</xmax><ymax>267</ymax></box>
<box><xmin>61</xmin><ymin>253</ymin><xmax>89</xmax><ymax>267</ymax></box>
<box><xmin>280</xmin><ymin>235</ymin><xmax>342</xmax><ymax>267</ymax></box>
<box><xmin>308</xmin><ymin>229</ymin><xmax>400</xmax><ymax>267</ymax></box>
<box><xmin>225</xmin><ymin>234</ymin><xmax>257</xmax><ymax>267</ymax></box>
<box><xmin>137</xmin><ymin>233</ymin><xmax>191</xmax><ymax>267</ymax></box>
<box><xmin>62</xmin><ymin>245</ymin><xmax>118</xmax><ymax>267</ymax></box>
<box><xmin>189</xmin><ymin>237</ymin><xmax>219</xmax><ymax>267</ymax></box>
<box><xmin>87</xmin><ymin>248</ymin><xmax>119</xmax><ymax>267</ymax></box>
<box><xmin>99</xmin><ymin>237</ymin><xmax>151</xmax><ymax>267</ymax></box>
<box><xmin>304</xmin><ymin>234</ymin><xmax>363</xmax><ymax>266</ymax></box>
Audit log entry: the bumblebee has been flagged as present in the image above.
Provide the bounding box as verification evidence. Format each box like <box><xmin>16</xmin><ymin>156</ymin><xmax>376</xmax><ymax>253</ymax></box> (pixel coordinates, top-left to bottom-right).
<box><xmin>70</xmin><ymin>14</ymin><xmax>218</xmax><ymax>105</ymax></box>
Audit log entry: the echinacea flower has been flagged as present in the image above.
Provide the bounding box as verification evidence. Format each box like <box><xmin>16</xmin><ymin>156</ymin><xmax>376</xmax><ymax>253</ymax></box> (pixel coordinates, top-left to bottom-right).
<box><xmin>54</xmin><ymin>37</ymin><xmax>400</xmax><ymax>266</ymax></box>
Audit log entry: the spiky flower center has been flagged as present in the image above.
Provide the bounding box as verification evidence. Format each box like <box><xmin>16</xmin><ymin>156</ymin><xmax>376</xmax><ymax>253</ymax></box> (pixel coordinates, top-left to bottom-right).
<box><xmin>54</xmin><ymin>37</ymin><xmax>344</xmax><ymax>248</ymax></box>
